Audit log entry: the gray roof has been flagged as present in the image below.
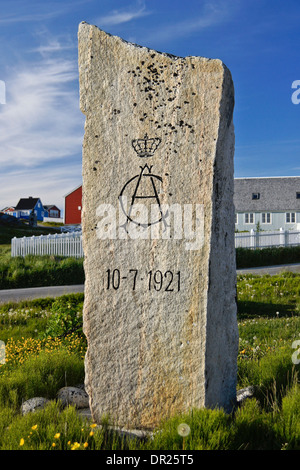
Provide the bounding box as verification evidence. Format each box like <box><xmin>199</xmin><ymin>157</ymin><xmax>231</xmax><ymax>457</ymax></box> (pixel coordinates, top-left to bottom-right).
<box><xmin>234</xmin><ymin>177</ymin><xmax>300</xmax><ymax>212</ymax></box>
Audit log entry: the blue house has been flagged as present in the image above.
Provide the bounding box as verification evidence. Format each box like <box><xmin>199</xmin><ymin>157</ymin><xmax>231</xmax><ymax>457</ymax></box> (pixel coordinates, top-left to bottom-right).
<box><xmin>14</xmin><ymin>197</ymin><xmax>46</xmax><ymax>222</ymax></box>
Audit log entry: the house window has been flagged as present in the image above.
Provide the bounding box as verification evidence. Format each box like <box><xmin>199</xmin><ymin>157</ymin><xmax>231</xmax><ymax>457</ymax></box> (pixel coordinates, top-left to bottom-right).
<box><xmin>235</xmin><ymin>213</ymin><xmax>238</xmax><ymax>224</ymax></box>
<box><xmin>252</xmin><ymin>193</ymin><xmax>260</xmax><ymax>200</ymax></box>
<box><xmin>296</xmin><ymin>192</ymin><xmax>300</xmax><ymax>199</ymax></box>
<box><xmin>286</xmin><ymin>212</ymin><xmax>295</xmax><ymax>224</ymax></box>
<box><xmin>78</xmin><ymin>206</ymin><xmax>81</xmax><ymax>211</ymax></box>
<box><xmin>245</xmin><ymin>213</ymin><xmax>254</xmax><ymax>224</ymax></box>
<box><xmin>261</xmin><ymin>213</ymin><xmax>271</xmax><ymax>224</ymax></box>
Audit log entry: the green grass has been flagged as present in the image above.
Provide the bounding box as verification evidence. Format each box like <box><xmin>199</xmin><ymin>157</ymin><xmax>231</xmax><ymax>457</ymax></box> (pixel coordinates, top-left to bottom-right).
<box><xmin>237</xmin><ymin>271</ymin><xmax>300</xmax><ymax>318</ymax></box>
<box><xmin>0</xmin><ymin>221</ymin><xmax>84</xmax><ymax>289</ymax></box>
<box><xmin>0</xmin><ymin>254</ymin><xmax>84</xmax><ymax>289</ymax></box>
<box><xmin>0</xmin><ymin>274</ymin><xmax>299</xmax><ymax>450</ymax></box>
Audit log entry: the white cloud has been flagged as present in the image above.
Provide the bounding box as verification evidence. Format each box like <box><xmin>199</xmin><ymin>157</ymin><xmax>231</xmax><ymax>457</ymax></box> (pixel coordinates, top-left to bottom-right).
<box><xmin>0</xmin><ymin>12</ymin><xmax>58</xmax><ymax>25</ymax></box>
<box><xmin>0</xmin><ymin>38</ymin><xmax>85</xmax><ymax>210</ymax></box>
<box><xmin>0</xmin><ymin>165</ymin><xmax>82</xmax><ymax>212</ymax></box>
<box><xmin>96</xmin><ymin>0</ymin><xmax>150</xmax><ymax>26</ymax></box>
<box><xmin>0</xmin><ymin>58</ymin><xmax>83</xmax><ymax>166</ymax></box>
<box><xmin>144</xmin><ymin>0</ymin><xmax>239</xmax><ymax>44</ymax></box>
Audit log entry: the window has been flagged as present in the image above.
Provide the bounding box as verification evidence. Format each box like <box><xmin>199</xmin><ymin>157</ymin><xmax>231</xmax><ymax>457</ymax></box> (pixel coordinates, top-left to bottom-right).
<box><xmin>286</xmin><ymin>213</ymin><xmax>295</xmax><ymax>224</ymax></box>
<box><xmin>235</xmin><ymin>213</ymin><xmax>238</xmax><ymax>224</ymax></box>
<box><xmin>296</xmin><ymin>192</ymin><xmax>300</xmax><ymax>199</ymax></box>
<box><xmin>245</xmin><ymin>213</ymin><xmax>254</xmax><ymax>224</ymax></box>
<box><xmin>261</xmin><ymin>213</ymin><xmax>271</xmax><ymax>224</ymax></box>
<box><xmin>252</xmin><ymin>193</ymin><xmax>260</xmax><ymax>200</ymax></box>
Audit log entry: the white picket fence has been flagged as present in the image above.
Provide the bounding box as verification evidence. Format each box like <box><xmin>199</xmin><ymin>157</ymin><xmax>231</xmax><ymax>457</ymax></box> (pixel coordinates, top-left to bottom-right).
<box><xmin>235</xmin><ymin>228</ymin><xmax>300</xmax><ymax>249</ymax></box>
<box><xmin>11</xmin><ymin>232</ymin><xmax>84</xmax><ymax>258</ymax></box>
<box><xmin>10</xmin><ymin>228</ymin><xmax>300</xmax><ymax>258</ymax></box>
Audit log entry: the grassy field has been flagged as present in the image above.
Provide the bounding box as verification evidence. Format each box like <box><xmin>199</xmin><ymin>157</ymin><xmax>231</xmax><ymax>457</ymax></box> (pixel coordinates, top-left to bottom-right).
<box><xmin>0</xmin><ymin>219</ymin><xmax>61</xmax><ymax>245</ymax></box>
<box><xmin>0</xmin><ymin>274</ymin><xmax>299</xmax><ymax>450</ymax></box>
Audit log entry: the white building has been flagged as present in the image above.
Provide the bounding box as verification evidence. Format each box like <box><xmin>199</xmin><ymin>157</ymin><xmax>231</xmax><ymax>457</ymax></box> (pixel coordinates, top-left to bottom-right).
<box><xmin>234</xmin><ymin>176</ymin><xmax>300</xmax><ymax>232</ymax></box>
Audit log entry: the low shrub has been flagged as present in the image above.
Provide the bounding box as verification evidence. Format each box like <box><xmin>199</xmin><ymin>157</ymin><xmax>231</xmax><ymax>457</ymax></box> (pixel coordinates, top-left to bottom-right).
<box><xmin>236</xmin><ymin>246</ymin><xmax>300</xmax><ymax>269</ymax></box>
<box><xmin>42</xmin><ymin>295</ymin><xmax>84</xmax><ymax>339</ymax></box>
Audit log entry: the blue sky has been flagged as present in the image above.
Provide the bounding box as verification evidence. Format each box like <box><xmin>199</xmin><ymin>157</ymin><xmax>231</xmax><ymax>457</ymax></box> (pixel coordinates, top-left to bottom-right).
<box><xmin>1</xmin><ymin>0</ymin><xmax>300</xmax><ymax>212</ymax></box>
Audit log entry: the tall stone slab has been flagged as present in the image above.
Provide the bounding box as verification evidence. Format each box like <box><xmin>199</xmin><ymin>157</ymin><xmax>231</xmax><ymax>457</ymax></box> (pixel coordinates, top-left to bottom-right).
<box><xmin>78</xmin><ymin>22</ymin><xmax>239</xmax><ymax>430</ymax></box>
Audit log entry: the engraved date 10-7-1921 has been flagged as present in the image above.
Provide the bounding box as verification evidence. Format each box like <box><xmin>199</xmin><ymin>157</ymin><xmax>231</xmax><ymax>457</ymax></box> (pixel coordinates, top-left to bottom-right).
<box><xmin>105</xmin><ymin>269</ymin><xmax>181</xmax><ymax>292</ymax></box>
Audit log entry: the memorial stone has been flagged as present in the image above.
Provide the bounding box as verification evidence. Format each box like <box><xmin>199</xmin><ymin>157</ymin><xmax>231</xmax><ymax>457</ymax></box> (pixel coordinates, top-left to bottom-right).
<box><xmin>78</xmin><ymin>22</ymin><xmax>239</xmax><ymax>430</ymax></box>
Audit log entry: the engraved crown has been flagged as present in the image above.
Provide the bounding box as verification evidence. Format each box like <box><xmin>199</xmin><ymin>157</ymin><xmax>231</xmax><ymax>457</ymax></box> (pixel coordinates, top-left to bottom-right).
<box><xmin>132</xmin><ymin>134</ymin><xmax>161</xmax><ymax>157</ymax></box>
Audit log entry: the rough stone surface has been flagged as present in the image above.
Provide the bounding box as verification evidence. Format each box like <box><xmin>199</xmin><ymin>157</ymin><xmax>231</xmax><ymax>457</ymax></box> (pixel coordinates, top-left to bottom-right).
<box><xmin>79</xmin><ymin>22</ymin><xmax>239</xmax><ymax>429</ymax></box>
<box><xmin>57</xmin><ymin>386</ymin><xmax>89</xmax><ymax>408</ymax></box>
<box><xmin>236</xmin><ymin>386</ymin><xmax>256</xmax><ymax>405</ymax></box>
<box><xmin>21</xmin><ymin>397</ymin><xmax>50</xmax><ymax>415</ymax></box>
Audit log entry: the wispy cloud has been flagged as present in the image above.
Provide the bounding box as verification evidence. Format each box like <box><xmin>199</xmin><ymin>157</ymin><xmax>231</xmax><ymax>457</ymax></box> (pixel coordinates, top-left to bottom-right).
<box><xmin>30</xmin><ymin>38</ymin><xmax>76</xmax><ymax>57</ymax></box>
<box><xmin>0</xmin><ymin>8</ymin><xmax>62</xmax><ymax>25</ymax></box>
<box><xmin>0</xmin><ymin>37</ymin><xmax>84</xmax><ymax>209</ymax></box>
<box><xmin>144</xmin><ymin>0</ymin><xmax>239</xmax><ymax>44</ymax></box>
<box><xmin>0</xmin><ymin>1</ymin><xmax>89</xmax><ymax>25</ymax></box>
<box><xmin>96</xmin><ymin>0</ymin><xmax>150</xmax><ymax>27</ymax></box>
<box><xmin>0</xmin><ymin>165</ymin><xmax>82</xmax><ymax>210</ymax></box>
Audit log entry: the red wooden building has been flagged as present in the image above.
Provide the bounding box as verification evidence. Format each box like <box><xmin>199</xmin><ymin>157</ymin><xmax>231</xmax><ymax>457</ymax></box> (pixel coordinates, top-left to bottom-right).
<box><xmin>64</xmin><ymin>185</ymin><xmax>82</xmax><ymax>225</ymax></box>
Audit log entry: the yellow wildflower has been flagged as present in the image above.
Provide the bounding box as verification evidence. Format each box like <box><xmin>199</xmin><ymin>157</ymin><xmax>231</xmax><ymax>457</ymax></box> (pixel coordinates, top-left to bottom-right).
<box><xmin>83</xmin><ymin>442</ymin><xmax>88</xmax><ymax>448</ymax></box>
<box><xmin>20</xmin><ymin>438</ymin><xmax>25</xmax><ymax>446</ymax></box>
<box><xmin>31</xmin><ymin>425</ymin><xmax>38</xmax><ymax>431</ymax></box>
<box><xmin>54</xmin><ymin>433</ymin><xmax>60</xmax><ymax>439</ymax></box>
<box><xmin>71</xmin><ymin>442</ymin><xmax>80</xmax><ymax>450</ymax></box>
